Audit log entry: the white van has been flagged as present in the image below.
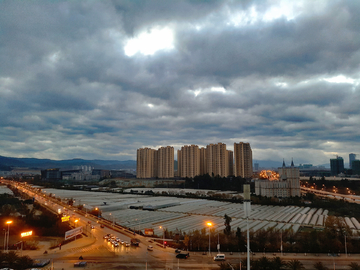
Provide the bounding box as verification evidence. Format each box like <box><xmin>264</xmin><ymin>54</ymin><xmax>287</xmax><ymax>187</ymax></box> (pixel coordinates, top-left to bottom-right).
<box><xmin>213</xmin><ymin>254</ymin><xmax>225</xmax><ymax>261</ymax></box>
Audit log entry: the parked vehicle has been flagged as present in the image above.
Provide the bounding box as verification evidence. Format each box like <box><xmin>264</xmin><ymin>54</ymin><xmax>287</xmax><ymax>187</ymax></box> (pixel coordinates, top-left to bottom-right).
<box><xmin>175</xmin><ymin>249</ymin><xmax>181</xmax><ymax>253</ymax></box>
<box><xmin>147</xmin><ymin>245</ymin><xmax>153</xmax><ymax>251</ymax></box>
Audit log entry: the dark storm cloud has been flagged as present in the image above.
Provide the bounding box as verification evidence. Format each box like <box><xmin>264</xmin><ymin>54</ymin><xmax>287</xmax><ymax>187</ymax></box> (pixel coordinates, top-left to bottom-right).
<box><xmin>111</xmin><ymin>0</ymin><xmax>229</xmax><ymax>35</ymax></box>
<box><xmin>1</xmin><ymin>0</ymin><xmax>360</xmax><ymax>165</ymax></box>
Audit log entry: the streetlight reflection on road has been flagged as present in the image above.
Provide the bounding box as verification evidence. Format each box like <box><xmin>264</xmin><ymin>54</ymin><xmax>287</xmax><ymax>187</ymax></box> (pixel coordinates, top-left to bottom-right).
<box><xmin>206</xmin><ymin>222</ymin><xmax>212</xmax><ymax>256</ymax></box>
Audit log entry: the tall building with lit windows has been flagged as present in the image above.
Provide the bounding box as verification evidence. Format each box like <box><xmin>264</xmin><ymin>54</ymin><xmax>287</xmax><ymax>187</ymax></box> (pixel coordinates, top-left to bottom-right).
<box><xmin>255</xmin><ymin>160</ymin><xmax>300</xmax><ymax>197</ymax></box>
<box><xmin>206</xmin><ymin>143</ymin><xmax>229</xmax><ymax>177</ymax></box>
<box><xmin>234</xmin><ymin>142</ymin><xmax>253</xmax><ymax>178</ymax></box>
<box><xmin>178</xmin><ymin>145</ymin><xmax>200</xmax><ymax>178</ymax></box>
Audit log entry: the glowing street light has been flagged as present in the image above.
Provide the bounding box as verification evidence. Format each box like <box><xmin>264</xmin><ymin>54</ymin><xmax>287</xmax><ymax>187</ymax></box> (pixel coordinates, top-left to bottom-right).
<box><xmin>207</xmin><ymin>222</ymin><xmax>212</xmax><ymax>256</ymax></box>
<box><xmin>5</xmin><ymin>220</ymin><xmax>12</xmax><ymax>252</ymax></box>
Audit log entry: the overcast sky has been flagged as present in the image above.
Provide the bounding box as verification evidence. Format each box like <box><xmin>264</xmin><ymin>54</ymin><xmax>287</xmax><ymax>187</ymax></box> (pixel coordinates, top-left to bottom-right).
<box><xmin>1</xmin><ymin>0</ymin><xmax>360</xmax><ymax>166</ymax></box>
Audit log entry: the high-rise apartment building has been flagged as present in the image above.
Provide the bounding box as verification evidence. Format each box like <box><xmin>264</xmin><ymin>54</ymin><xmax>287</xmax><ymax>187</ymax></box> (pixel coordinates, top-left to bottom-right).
<box><xmin>206</xmin><ymin>143</ymin><xmax>229</xmax><ymax>177</ymax></box>
<box><xmin>199</xmin><ymin>147</ymin><xmax>207</xmax><ymax>175</ymax></box>
<box><xmin>330</xmin><ymin>156</ymin><xmax>344</xmax><ymax>176</ymax></box>
<box><xmin>350</xmin><ymin>153</ymin><xmax>356</xmax><ymax>169</ymax></box>
<box><xmin>178</xmin><ymin>145</ymin><xmax>200</xmax><ymax>178</ymax></box>
<box><xmin>234</xmin><ymin>142</ymin><xmax>253</xmax><ymax>178</ymax></box>
<box><xmin>136</xmin><ymin>146</ymin><xmax>174</xmax><ymax>178</ymax></box>
<box><xmin>352</xmin><ymin>160</ymin><xmax>360</xmax><ymax>175</ymax></box>
<box><xmin>228</xmin><ymin>150</ymin><xmax>234</xmax><ymax>176</ymax></box>
<box><xmin>157</xmin><ymin>146</ymin><xmax>174</xmax><ymax>178</ymax></box>
<box><xmin>136</xmin><ymin>148</ymin><xmax>157</xmax><ymax>178</ymax></box>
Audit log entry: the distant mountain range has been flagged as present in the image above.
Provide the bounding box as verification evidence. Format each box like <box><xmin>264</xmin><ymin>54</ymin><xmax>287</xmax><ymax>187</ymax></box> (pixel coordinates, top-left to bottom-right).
<box><xmin>0</xmin><ymin>155</ymin><xmax>136</xmax><ymax>170</ymax></box>
<box><xmin>0</xmin><ymin>155</ymin><xmax>329</xmax><ymax>171</ymax></box>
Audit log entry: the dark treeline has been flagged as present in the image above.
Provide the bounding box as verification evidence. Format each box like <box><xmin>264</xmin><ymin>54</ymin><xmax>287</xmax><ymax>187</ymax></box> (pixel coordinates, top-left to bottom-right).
<box><xmin>171</xmin><ymin>215</ymin><xmax>359</xmax><ymax>255</ymax></box>
<box><xmin>0</xmin><ymin>251</ymin><xmax>33</xmax><ymax>270</ymax></box>
<box><xmin>219</xmin><ymin>257</ymin><xmax>304</xmax><ymax>270</ymax></box>
<box><xmin>185</xmin><ymin>174</ymin><xmax>248</xmax><ymax>191</ymax></box>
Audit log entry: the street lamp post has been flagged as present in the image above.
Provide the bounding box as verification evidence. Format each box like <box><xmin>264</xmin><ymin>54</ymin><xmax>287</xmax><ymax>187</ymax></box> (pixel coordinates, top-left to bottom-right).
<box><xmin>110</xmin><ymin>213</ymin><xmax>115</xmax><ymax>227</ymax></box>
<box><xmin>217</xmin><ymin>232</ymin><xmax>220</xmax><ymax>253</ymax></box>
<box><xmin>75</xmin><ymin>219</ymin><xmax>79</xmax><ymax>241</ymax></box>
<box><xmin>159</xmin><ymin>226</ymin><xmax>165</xmax><ymax>248</ymax></box>
<box><xmin>345</xmin><ymin>233</ymin><xmax>347</xmax><ymax>257</ymax></box>
<box><xmin>6</xmin><ymin>220</ymin><xmax>12</xmax><ymax>252</ymax></box>
<box><xmin>243</xmin><ymin>184</ymin><xmax>251</xmax><ymax>270</ymax></box>
<box><xmin>3</xmin><ymin>229</ymin><xmax>6</xmax><ymax>252</ymax></box>
<box><xmin>207</xmin><ymin>222</ymin><xmax>212</xmax><ymax>256</ymax></box>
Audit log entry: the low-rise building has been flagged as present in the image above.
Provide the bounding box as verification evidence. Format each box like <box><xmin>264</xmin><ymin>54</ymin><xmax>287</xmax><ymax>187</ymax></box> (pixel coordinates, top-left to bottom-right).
<box><xmin>255</xmin><ymin>160</ymin><xmax>300</xmax><ymax>198</ymax></box>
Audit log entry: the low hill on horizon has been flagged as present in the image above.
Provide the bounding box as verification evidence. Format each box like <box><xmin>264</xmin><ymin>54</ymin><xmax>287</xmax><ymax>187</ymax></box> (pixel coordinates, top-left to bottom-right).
<box><xmin>0</xmin><ymin>155</ymin><xmax>136</xmax><ymax>170</ymax></box>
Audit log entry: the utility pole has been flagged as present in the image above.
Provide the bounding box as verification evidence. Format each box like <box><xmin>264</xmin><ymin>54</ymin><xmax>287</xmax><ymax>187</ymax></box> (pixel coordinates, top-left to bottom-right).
<box><xmin>345</xmin><ymin>233</ymin><xmax>347</xmax><ymax>257</ymax></box>
<box><xmin>243</xmin><ymin>184</ymin><xmax>251</xmax><ymax>270</ymax></box>
<box><xmin>280</xmin><ymin>231</ymin><xmax>283</xmax><ymax>256</ymax></box>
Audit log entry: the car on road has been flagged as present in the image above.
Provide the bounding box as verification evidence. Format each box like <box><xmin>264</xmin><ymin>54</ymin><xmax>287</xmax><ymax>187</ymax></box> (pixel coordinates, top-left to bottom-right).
<box><xmin>100</xmin><ymin>224</ymin><xmax>104</xmax><ymax>228</ymax></box>
<box><xmin>147</xmin><ymin>245</ymin><xmax>153</xmax><ymax>251</ymax></box>
<box><xmin>213</xmin><ymin>254</ymin><xmax>225</xmax><ymax>261</ymax></box>
<box><xmin>175</xmin><ymin>249</ymin><xmax>181</xmax><ymax>253</ymax></box>
<box><xmin>113</xmin><ymin>242</ymin><xmax>119</xmax><ymax>247</ymax></box>
<box><xmin>131</xmin><ymin>238</ymin><xmax>140</xmax><ymax>246</ymax></box>
<box><xmin>125</xmin><ymin>241</ymin><xmax>130</xmax><ymax>247</ymax></box>
<box><xmin>74</xmin><ymin>261</ymin><xmax>87</xmax><ymax>267</ymax></box>
<box><xmin>120</xmin><ymin>240</ymin><xmax>125</xmax><ymax>245</ymax></box>
<box><xmin>176</xmin><ymin>253</ymin><xmax>190</xmax><ymax>259</ymax></box>
<box><xmin>90</xmin><ymin>225</ymin><xmax>95</xmax><ymax>229</ymax></box>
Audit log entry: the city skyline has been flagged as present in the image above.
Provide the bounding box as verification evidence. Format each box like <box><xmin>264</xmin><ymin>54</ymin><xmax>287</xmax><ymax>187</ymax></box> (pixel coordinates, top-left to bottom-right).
<box><xmin>1</xmin><ymin>1</ymin><xmax>360</xmax><ymax>166</ymax></box>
